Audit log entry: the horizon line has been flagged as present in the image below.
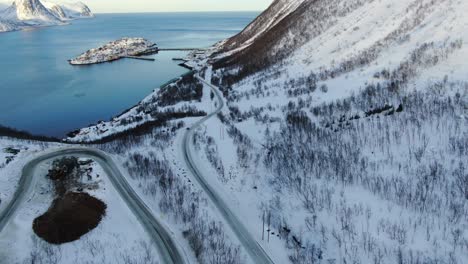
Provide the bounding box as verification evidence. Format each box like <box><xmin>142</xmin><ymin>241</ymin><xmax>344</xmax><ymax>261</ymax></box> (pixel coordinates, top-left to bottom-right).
<box><xmin>93</xmin><ymin>10</ymin><xmax>262</xmax><ymax>14</ymax></box>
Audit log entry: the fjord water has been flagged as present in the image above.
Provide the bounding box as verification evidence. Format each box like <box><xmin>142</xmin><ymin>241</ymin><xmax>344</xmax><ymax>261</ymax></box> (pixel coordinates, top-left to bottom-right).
<box><xmin>0</xmin><ymin>12</ymin><xmax>257</xmax><ymax>137</ymax></box>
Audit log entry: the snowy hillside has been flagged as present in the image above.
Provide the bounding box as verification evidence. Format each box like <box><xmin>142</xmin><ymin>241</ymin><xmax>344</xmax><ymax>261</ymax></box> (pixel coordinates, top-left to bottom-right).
<box><xmin>60</xmin><ymin>1</ymin><xmax>93</xmax><ymax>18</ymax></box>
<box><xmin>1</xmin><ymin>0</ymin><xmax>466</xmax><ymax>263</ymax></box>
<box><xmin>62</xmin><ymin>1</ymin><xmax>467</xmax><ymax>263</ymax></box>
<box><xmin>0</xmin><ymin>19</ymin><xmax>21</xmax><ymax>32</ymax></box>
<box><xmin>218</xmin><ymin>0</ymin><xmax>304</xmax><ymax>55</ymax></box>
<box><xmin>2</xmin><ymin>0</ymin><xmax>60</xmax><ymax>22</ymax></box>
<box><xmin>43</xmin><ymin>1</ymin><xmax>93</xmax><ymax>20</ymax></box>
<box><xmin>42</xmin><ymin>1</ymin><xmax>67</xmax><ymax>20</ymax></box>
<box><xmin>0</xmin><ymin>0</ymin><xmax>93</xmax><ymax>32</ymax></box>
<box><xmin>214</xmin><ymin>0</ymin><xmax>468</xmax><ymax>88</ymax></box>
<box><xmin>203</xmin><ymin>0</ymin><xmax>468</xmax><ymax>263</ymax></box>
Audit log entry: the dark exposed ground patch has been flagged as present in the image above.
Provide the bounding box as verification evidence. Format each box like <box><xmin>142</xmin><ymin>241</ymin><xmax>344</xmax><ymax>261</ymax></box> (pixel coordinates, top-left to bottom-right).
<box><xmin>33</xmin><ymin>157</ymin><xmax>107</xmax><ymax>244</ymax></box>
<box><xmin>33</xmin><ymin>192</ymin><xmax>106</xmax><ymax>244</ymax></box>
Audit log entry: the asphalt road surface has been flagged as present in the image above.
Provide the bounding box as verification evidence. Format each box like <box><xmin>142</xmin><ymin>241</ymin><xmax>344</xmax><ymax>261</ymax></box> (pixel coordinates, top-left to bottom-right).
<box><xmin>0</xmin><ymin>147</ymin><xmax>187</xmax><ymax>264</ymax></box>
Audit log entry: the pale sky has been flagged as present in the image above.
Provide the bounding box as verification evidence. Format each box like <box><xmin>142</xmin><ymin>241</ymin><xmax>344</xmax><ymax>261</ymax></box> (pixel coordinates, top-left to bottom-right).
<box><xmin>0</xmin><ymin>0</ymin><xmax>274</xmax><ymax>13</ymax></box>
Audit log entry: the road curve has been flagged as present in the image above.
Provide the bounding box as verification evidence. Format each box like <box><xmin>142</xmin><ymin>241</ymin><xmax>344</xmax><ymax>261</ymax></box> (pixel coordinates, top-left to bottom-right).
<box><xmin>182</xmin><ymin>75</ymin><xmax>275</xmax><ymax>264</ymax></box>
<box><xmin>0</xmin><ymin>147</ymin><xmax>186</xmax><ymax>264</ymax></box>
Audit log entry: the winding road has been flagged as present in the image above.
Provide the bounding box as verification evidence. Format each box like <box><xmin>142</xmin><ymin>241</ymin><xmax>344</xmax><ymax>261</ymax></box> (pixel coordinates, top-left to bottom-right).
<box><xmin>182</xmin><ymin>75</ymin><xmax>275</xmax><ymax>264</ymax></box>
<box><xmin>0</xmin><ymin>74</ymin><xmax>274</xmax><ymax>264</ymax></box>
<box><xmin>0</xmin><ymin>148</ymin><xmax>186</xmax><ymax>264</ymax></box>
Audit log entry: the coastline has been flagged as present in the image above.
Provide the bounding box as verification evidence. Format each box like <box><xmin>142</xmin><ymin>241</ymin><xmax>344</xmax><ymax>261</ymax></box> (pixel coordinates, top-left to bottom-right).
<box><xmin>0</xmin><ymin>11</ymin><xmax>247</xmax><ymax>141</ymax></box>
<box><xmin>0</xmin><ymin>53</ymin><xmax>196</xmax><ymax>143</ymax></box>
<box><xmin>64</xmin><ymin>64</ymin><xmax>197</xmax><ymax>143</ymax></box>
<box><xmin>69</xmin><ymin>43</ymin><xmax>159</xmax><ymax>66</ymax></box>
<box><xmin>69</xmin><ymin>48</ymin><xmax>159</xmax><ymax>65</ymax></box>
<box><xmin>0</xmin><ymin>21</ymin><xmax>69</xmax><ymax>34</ymax></box>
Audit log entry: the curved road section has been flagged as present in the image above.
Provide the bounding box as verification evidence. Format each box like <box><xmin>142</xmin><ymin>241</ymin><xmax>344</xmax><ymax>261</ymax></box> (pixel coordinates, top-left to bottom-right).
<box><xmin>183</xmin><ymin>75</ymin><xmax>275</xmax><ymax>264</ymax></box>
<box><xmin>0</xmin><ymin>148</ymin><xmax>186</xmax><ymax>264</ymax></box>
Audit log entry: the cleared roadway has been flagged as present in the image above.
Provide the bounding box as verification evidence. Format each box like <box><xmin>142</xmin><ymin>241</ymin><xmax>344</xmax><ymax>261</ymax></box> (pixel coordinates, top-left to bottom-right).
<box><xmin>182</xmin><ymin>75</ymin><xmax>275</xmax><ymax>264</ymax></box>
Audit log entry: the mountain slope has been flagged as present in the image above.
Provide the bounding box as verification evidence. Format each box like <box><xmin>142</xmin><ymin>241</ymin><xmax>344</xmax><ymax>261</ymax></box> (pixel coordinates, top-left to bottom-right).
<box><xmin>43</xmin><ymin>1</ymin><xmax>93</xmax><ymax>20</ymax></box>
<box><xmin>60</xmin><ymin>1</ymin><xmax>93</xmax><ymax>18</ymax></box>
<box><xmin>53</xmin><ymin>1</ymin><xmax>467</xmax><ymax>263</ymax></box>
<box><xmin>42</xmin><ymin>1</ymin><xmax>67</xmax><ymax>20</ymax></box>
<box><xmin>218</xmin><ymin>0</ymin><xmax>305</xmax><ymax>54</ymax></box>
<box><xmin>1</xmin><ymin>0</ymin><xmax>61</xmax><ymax>23</ymax></box>
<box><xmin>200</xmin><ymin>0</ymin><xmax>468</xmax><ymax>263</ymax></box>
<box><xmin>0</xmin><ymin>19</ymin><xmax>21</xmax><ymax>31</ymax></box>
<box><xmin>213</xmin><ymin>0</ymin><xmax>468</xmax><ymax>90</ymax></box>
<box><xmin>0</xmin><ymin>0</ymin><xmax>93</xmax><ymax>32</ymax></box>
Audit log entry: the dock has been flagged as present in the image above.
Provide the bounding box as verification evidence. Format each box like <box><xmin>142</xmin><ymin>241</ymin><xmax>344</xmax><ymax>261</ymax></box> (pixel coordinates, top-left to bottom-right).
<box><xmin>123</xmin><ymin>56</ymin><xmax>155</xmax><ymax>61</ymax></box>
<box><xmin>158</xmin><ymin>48</ymin><xmax>206</xmax><ymax>52</ymax></box>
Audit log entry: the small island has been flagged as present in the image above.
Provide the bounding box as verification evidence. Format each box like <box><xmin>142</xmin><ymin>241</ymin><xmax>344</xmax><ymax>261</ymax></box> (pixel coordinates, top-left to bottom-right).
<box><xmin>69</xmin><ymin>37</ymin><xmax>158</xmax><ymax>65</ymax></box>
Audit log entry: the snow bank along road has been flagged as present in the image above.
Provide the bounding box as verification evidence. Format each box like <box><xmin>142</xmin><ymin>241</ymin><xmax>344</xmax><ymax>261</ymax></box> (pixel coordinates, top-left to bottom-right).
<box><xmin>183</xmin><ymin>76</ymin><xmax>275</xmax><ymax>264</ymax></box>
<box><xmin>0</xmin><ymin>148</ymin><xmax>186</xmax><ymax>264</ymax></box>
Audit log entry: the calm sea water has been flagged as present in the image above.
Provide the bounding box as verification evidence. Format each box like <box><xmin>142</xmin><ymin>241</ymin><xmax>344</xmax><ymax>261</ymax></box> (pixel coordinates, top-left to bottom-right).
<box><xmin>0</xmin><ymin>12</ymin><xmax>257</xmax><ymax>137</ymax></box>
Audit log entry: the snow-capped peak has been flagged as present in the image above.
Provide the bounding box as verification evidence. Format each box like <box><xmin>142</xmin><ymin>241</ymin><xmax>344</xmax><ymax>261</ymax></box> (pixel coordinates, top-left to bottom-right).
<box><xmin>61</xmin><ymin>1</ymin><xmax>93</xmax><ymax>18</ymax></box>
<box><xmin>0</xmin><ymin>0</ymin><xmax>93</xmax><ymax>32</ymax></box>
<box><xmin>43</xmin><ymin>1</ymin><xmax>94</xmax><ymax>19</ymax></box>
<box><xmin>41</xmin><ymin>1</ymin><xmax>67</xmax><ymax>20</ymax></box>
<box><xmin>7</xmin><ymin>0</ymin><xmax>61</xmax><ymax>22</ymax></box>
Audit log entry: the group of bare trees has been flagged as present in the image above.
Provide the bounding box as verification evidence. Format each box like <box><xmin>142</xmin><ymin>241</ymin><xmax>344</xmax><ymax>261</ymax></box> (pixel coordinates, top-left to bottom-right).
<box><xmin>192</xmin><ymin>131</ymin><xmax>227</xmax><ymax>182</ymax></box>
<box><xmin>123</xmin><ymin>150</ymin><xmax>242</xmax><ymax>264</ymax></box>
<box><xmin>209</xmin><ymin>32</ymin><xmax>467</xmax><ymax>261</ymax></box>
<box><xmin>22</xmin><ymin>235</ymin><xmax>159</xmax><ymax>264</ymax></box>
<box><xmin>259</xmin><ymin>79</ymin><xmax>467</xmax><ymax>263</ymax></box>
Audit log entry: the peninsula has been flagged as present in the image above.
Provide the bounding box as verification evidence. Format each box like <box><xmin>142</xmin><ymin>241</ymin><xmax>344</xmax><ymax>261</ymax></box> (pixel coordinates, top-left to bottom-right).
<box><xmin>69</xmin><ymin>37</ymin><xmax>158</xmax><ymax>65</ymax></box>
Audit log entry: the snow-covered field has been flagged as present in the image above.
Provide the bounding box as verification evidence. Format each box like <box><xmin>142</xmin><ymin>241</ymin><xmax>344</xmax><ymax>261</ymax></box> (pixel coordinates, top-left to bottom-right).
<box><xmin>0</xmin><ymin>138</ymin><xmax>54</xmax><ymax>212</ymax></box>
<box><xmin>69</xmin><ymin>38</ymin><xmax>157</xmax><ymax>65</ymax></box>
<box><xmin>0</xmin><ymin>139</ymin><xmax>160</xmax><ymax>264</ymax></box>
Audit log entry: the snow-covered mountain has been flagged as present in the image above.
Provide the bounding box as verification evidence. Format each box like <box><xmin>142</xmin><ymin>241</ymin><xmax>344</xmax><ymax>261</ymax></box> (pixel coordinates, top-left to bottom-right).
<box><xmin>43</xmin><ymin>1</ymin><xmax>93</xmax><ymax>20</ymax></box>
<box><xmin>2</xmin><ymin>0</ymin><xmax>61</xmax><ymax>22</ymax></box>
<box><xmin>204</xmin><ymin>1</ymin><xmax>468</xmax><ymax>263</ymax></box>
<box><xmin>17</xmin><ymin>0</ymin><xmax>467</xmax><ymax>263</ymax></box>
<box><xmin>61</xmin><ymin>1</ymin><xmax>92</xmax><ymax>18</ymax></box>
<box><xmin>0</xmin><ymin>19</ymin><xmax>20</xmax><ymax>31</ymax></box>
<box><xmin>219</xmin><ymin>0</ymin><xmax>305</xmax><ymax>55</ymax></box>
<box><xmin>42</xmin><ymin>1</ymin><xmax>67</xmax><ymax>20</ymax></box>
<box><xmin>0</xmin><ymin>0</ymin><xmax>93</xmax><ymax>32</ymax></box>
<box><xmin>214</xmin><ymin>0</ymin><xmax>468</xmax><ymax>90</ymax></box>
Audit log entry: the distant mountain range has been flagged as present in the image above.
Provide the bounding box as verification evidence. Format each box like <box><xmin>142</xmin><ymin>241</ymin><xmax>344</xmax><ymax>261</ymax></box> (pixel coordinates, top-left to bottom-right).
<box><xmin>0</xmin><ymin>0</ymin><xmax>93</xmax><ymax>32</ymax></box>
